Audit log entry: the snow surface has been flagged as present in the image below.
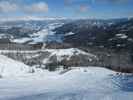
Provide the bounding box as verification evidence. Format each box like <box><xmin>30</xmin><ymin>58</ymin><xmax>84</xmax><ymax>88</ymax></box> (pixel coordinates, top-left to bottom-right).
<box><xmin>0</xmin><ymin>55</ymin><xmax>29</xmax><ymax>77</ymax></box>
<box><xmin>0</xmin><ymin>48</ymin><xmax>97</xmax><ymax>63</ymax></box>
<box><xmin>0</xmin><ymin>48</ymin><xmax>94</xmax><ymax>55</ymax></box>
<box><xmin>0</xmin><ymin>54</ymin><xmax>133</xmax><ymax>100</ymax></box>
<box><xmin>12</xmin><ymin>38</ymin><xmax>32</xmax><ymax>44</ymax></box>
<box><xmin>0</xmin><ymin>66</ymin><xmax>133</xmax><ymax>100</ymax></box>
<box><xmin>31</xmin><ymin>29</ymin><xmax>49</xmax><ymax>43</ymax></box>
<box><xmin>65</xmin><ymin>32</ymin><xmax>75</xmax><ymax>36</ymax></box>
<box><xmin>43</xmin><ymin>48</ymin><xmax>97</xmax><ymax>62</ymax></box>
<box><xmin>116</xmin><ymin>34</ymin><xmax>128</xmax><ymax>39</ymax></box>
<box><xmin>46</xmin><ymin>48</ymin><xmax>95</xmax><ymax>57</ymax></box>
<box><xmin>30</xmin><ymin>24</ymin><xmax>64</xmax><ymax>43</ymax></box>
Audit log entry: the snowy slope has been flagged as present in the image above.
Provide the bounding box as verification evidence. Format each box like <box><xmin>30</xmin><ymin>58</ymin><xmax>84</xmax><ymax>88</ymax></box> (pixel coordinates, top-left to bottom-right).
<box><xmin>0</xmin><ymin>67</ymin><xmax>133</xmax><ymax>100</ymax></box>
<box><xmin>0</xmin><ymin>48</ymin><xmax>97</xmax><ymax>68</ymax></box>
<box><xmin>45</xmin><ymin>48</ymin><xmax>97</xmax><ymax>62</ymax></box>
<box><xmin>0</xmin><ymin>55</ymin><xmax>29</xmax><ymax>77</ymax></box>
<box><xmin>0</xmin><ymin>50</ymin><xmax>132</xmax><ymax>100</ymax></box>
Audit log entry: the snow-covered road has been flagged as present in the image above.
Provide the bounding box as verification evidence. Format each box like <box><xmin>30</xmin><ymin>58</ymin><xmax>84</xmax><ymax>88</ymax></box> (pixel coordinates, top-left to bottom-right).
<box><xmin>0</xmin><ymin>67</ymin><xmax>133</xmax><ymax>100</ymax></box>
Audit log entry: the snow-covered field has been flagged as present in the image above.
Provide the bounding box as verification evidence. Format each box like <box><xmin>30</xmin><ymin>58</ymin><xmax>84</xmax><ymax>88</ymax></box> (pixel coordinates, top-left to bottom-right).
<box><xmin>0</xmin><ymin>55</ymin><xmax>133</xmax><ymax>100</ymax></box>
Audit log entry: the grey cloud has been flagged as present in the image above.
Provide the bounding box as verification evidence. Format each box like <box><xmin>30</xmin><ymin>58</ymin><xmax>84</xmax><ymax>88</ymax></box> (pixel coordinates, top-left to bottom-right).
<box><xmin>0</xmin><ymin>1</ymin><xmax>18</xmax><ymax>13</ymax></box>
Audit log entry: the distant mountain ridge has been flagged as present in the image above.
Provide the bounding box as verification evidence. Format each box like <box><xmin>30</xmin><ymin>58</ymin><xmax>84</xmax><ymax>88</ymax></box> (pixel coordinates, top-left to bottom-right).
<box><xmin>54</xmin><ymin>18</ymin><xmax>133</xmax><ymax>51</ymax></box>
<box><xmin>0</xmin><ymin>17</ymin><xmax>133</xmax><ymax>50</ymax></box>
<box><xmin>0</xmin><ymin>16</ymin><xmax>67</xmax><ymax>22</ymax></box>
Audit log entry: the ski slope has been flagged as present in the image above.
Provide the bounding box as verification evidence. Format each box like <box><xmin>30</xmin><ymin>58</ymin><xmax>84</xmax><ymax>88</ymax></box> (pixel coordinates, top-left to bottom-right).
<box><xmin>0</xmin><ymin>66</ymin><xmax>133</xmax><ymax>100</ymax></box>
<box><xmin>0</xmin><ymin>55</ymin><xmax>29</xmax><ymax>77</ymax></box>
<box><xmin>0</xmin><ymin>55</ymin><xmax>133</xmax><ymax>100</ymax></box>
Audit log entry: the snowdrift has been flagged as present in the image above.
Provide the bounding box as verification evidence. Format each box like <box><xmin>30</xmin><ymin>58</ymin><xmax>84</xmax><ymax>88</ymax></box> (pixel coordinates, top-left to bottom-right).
<box><xmin>0</xmin><ymin>55</ymin><xmax>29</xmax><ymax>77</ymax></box>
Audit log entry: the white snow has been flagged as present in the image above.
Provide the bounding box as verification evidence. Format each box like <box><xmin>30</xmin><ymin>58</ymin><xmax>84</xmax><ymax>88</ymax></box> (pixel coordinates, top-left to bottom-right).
<box><xmin>0</xmin><ymin>50</ymin><xmax>133</xmax><ymax>100</ymax></box>
<box><xmin>30</xmin><ymin>23</ymin><xmax>64</xmax><ymax>43</ymax></box>
<box><xmin>0</xmin><ymin>34</ymin><xmax>8</xmax><ymax>39</ymax></box>
<box><xmin>9</xmin><ymin>22</ymin><xmax>64</xmax><ymax>44</ymax></box>
<box><xmin>12</xmin><ymin>37</ymin><xmax>32</xmax><ymax>44</ymax></box>
<box><xmin>46</xmin><ymin>48</ymin><xmax>95</xmax><ymax>57</ymax></box>
<box><xmin>116</xmin><ymin>34</ymin><xmax>128</xmax><ymax>39</ymax></box>
<box><xmin>65</xmin><ymin>32</ymin><xmax>75</xmax><ymax>36</ymax></box>
<box><xmin>48</xmin><ymin>23</ymin><xmax>64</xmax><ymax>30</ymax></box>
<box><xmin>0</xmin><ymin>66</ymin><xmax>133</xmax><ymax>100</ymax></box>
<box><xmin>44</xmin><ymin>48</ymin><xmax>97</xmax><ymax>62</ymax></box>
<box><xmin>0</xmin><ymin>48</ymin><xmax>96</xmax><ymax>59</ymax></box>
<box><xmin>0</xmin><ymin>48</ymin><xmax>97</xmax><ymax>64</ymax></box>
<box><xmin>31</xmin><ymin>29</ymin><xmax>49</xmax><ymax>43</ymax></box>
<box><xmin>29</xmin><ymin>23</ymin><xmax>64</xmax><ymax>44</ymax></box>
<box><xmin>0</xmin><ymin>55</ymin><xmax>29</xmax><ymax>77</ymax></box>
<box><xmin>0</xmin><ymin>54</ymin><xmax>132</xmax><ymax>100</ymax></box>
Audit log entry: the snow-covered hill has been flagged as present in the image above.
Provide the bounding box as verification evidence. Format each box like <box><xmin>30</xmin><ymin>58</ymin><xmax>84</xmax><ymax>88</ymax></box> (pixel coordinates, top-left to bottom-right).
<box><xmin>44</xmin><ymin>48</ymin><xmax>97</xmax><ymax>63</ymax></box>
<box><xmin>0</xmin><ymin>48</ymin><xmax>98</xmax><ymax>69</ymax></box>
<box><xmin>0</xmin><ymin>67</ymin><xmax>133</xmax><ymax>100</ymax></box>
<box><xmin>0</xmin><ymin>52</ymin><xmax>132</xmax><ymax>100</ymax></box>
<box><xmin>0</xmin><ymin>55</ymin><xmax>29</xmax><ymax>77</ymax></box>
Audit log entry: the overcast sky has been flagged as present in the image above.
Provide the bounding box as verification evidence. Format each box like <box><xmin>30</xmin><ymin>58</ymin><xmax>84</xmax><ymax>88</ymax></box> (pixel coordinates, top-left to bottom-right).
<box><xmin>0</xmin><ymin>0</ymin><xmax>133</xmax><ymax>19</ymax></box>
